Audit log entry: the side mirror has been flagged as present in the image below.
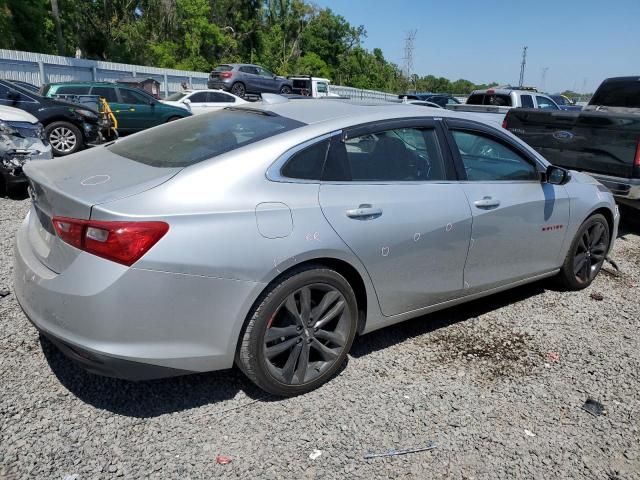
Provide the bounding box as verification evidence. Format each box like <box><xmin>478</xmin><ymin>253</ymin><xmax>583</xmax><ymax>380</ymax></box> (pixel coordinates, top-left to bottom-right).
<box><xmin>182</xmin><ymin>98</ymin><xmax>191</xmax><ymax>105</ymax></box>
<box><xmin>546</xmin><ymin>165</ymin><xmax>571</xmax><ymax>185</ymax></box>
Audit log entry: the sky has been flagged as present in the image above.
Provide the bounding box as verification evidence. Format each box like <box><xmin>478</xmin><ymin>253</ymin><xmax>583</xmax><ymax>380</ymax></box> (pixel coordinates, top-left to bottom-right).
<box><xmin>313</xmin><ymin>0</ymin><xmax>639</xmax><ymax>93</ymax></box>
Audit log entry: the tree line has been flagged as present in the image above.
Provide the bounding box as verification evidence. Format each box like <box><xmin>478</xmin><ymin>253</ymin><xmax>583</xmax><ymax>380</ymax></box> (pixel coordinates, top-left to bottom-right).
<box><xmin>0</xmin><ymin>0</ymin><xmax>498</xmax><ymax>94</ymax></box>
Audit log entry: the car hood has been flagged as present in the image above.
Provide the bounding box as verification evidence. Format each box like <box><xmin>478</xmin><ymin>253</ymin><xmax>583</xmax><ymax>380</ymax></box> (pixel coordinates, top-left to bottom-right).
<box><xmin>0</xmin><ymin>105</ymin><xmax>39</xmax><ymax>123</ymax></box>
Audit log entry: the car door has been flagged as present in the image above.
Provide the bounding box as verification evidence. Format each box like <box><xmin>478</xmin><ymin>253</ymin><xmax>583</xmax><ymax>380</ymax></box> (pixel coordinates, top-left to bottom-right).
<box><xmin>535</xmin><ymin>95</ymin><xmax>560</xmax><ymax>110</ymax></box>
<box><xmin>318</xmin><ymin>120</ymin><xmax>473</xmax><ymax>316</ymax></box>
<box><xmin>444</xmin><ymin>118</ymin><xmax>570</xmax><ymax>292</ymax></box>
<box><xmin>206</xmin><ymin>91</ymin><xmax>236</xmax><ymax>111</ymax></box>
<box><xmin>89</xmin><ymin>86</ymin><xmax>128</xmax><ymax>129</ymax></box>
<box><xmin>239</xmin><ymin>66</ymin><xmax>261</xmax><ymax>93</ymax></box>
<box><xmin>185</xmin><ymin>91</ymin><xmax>209</xmax><ymax>114</ymax></box>
<box><xmin>116</xmin><ymin>87</ymin><xmax>156</xmax><ymax>131</ymax></box>
<box><xmin>257</xmin><ymin>67</ymin><xmax>277</xmax><ymax>92</ymax></box>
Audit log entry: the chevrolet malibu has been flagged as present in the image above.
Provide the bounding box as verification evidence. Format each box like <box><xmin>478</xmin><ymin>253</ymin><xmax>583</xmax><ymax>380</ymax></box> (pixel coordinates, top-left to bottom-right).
<box><xmin>14</xmin><ymin>98</ymin><xmax>619</xmax><ymax>396</ymax></box>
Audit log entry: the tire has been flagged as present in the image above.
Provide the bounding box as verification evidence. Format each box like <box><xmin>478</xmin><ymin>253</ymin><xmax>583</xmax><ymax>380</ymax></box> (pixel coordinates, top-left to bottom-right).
<box><xmin>45</xmin><ymin>121</ymin><xmax>82</xmax><ymax>156</ymax></box>
<box><xmin>557</xmin><ymin>213</ymin><xmax>610</xmax><ymax>290</ymax></box>
<box><xmin>237</xmin><ymin>265</ymin><xmax>358</xmax><ymax>396</ymax></box>
<box><xmin>279</xmin><ymin>85</ymin><xmax>292</xmax><ymax>94</ymax></box>
<box><xmin>230</xmin><ymin>82</ymin><xmax>246</xmax><ymax>98</ymax></box>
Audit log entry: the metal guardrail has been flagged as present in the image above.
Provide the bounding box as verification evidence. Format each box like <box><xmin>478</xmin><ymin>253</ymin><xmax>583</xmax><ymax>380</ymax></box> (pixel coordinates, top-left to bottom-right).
<box><xmin>328</xmin><ymin>85</ymin><xmax>398</xmax><ymax>102</ymax></box>
<box><xmin>0</xmin><ymin>49</ymin><xmax>209</xmax><ymax>96</ymax></box>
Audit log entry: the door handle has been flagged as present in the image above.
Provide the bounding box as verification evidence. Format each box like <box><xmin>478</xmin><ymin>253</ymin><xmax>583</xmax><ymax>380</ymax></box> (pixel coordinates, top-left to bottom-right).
<box><xmin>473</xmin><ymin>196</ymin><xmax>501</xmax><ymax>209</ymax></box>
<box><xmin>345</xmin><ymin>204</ymin><xmax>383</xmax><ymax>220</ymax></box>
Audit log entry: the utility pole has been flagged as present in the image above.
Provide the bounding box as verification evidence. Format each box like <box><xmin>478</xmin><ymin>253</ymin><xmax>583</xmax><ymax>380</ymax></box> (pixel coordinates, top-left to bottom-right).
<box><xmin>518</xmin><ymin>46</ymin><xmax>527</xmax><ymax>88</ymax></box>
<box><xmin>540</xmin><ymin>67</ymin><xmax>549</xmax><ymax>91</ymax></box>
<box><xmin>50</xmin><ymin>0</ymin><xmax>64</xmax><ymax>56</ymax></box>
<box><xmin>403</xmin><ymin>30</ymin><xmax>417</xmax><ymax>92</ymax></box>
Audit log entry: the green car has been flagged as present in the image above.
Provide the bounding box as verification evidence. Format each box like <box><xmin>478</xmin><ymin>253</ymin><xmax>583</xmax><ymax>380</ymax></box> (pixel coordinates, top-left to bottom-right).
<box><xmin>42</xmin><ymin>82</ymin><xmax>191</xmax><ymax>134</ymax></box>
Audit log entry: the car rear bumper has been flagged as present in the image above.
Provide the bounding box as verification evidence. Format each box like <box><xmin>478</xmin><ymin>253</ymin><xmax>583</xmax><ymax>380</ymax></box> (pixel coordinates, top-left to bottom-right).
<box><xmin>13</xmin><ymin>214</ymin><xmax>265</xmax><ymax>379</ymax></box>
<box><xmin>207</xmin><ymin>79</ymin><xmax>231</xmax><ymax>90</ymax></box>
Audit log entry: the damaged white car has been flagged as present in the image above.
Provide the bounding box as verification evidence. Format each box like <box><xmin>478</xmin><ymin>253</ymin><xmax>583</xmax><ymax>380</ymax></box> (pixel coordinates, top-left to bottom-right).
<box><xmin>1</xmin><ymin>105</ymin><xmax>52</xmax><ymax>195</ymax></box>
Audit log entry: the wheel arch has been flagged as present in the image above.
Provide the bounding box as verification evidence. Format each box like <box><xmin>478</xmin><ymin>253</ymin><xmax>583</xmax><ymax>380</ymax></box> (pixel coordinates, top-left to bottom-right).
<box><xmin>589</xmin><ymin>206</ymin><xmax>615</xmax><ymax>251</ymax></box>
<box><xmin>234</xmin><ymin>256</ymin><xmax>371</xmax><ymax>362</ymax></box>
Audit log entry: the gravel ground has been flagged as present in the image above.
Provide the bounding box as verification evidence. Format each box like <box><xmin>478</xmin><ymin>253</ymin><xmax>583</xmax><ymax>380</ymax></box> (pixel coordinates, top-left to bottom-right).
<box><xmin>1</xmin><ymin>195</ymin><xmax>639</xmax><ymax>480</ymax></box>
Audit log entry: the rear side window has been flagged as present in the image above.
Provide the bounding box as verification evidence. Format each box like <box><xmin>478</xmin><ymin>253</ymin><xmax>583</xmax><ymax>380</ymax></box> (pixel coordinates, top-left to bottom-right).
<box><xmin>590</xmin><ymin>80</ymin><xmax>640</xmax><ymax>108</ymax></box>
<box><xmin>109</xmin><ymin>109</ymin><xmax>305</xmax><ymax>167</ymax></box>
<box><xmin>56</xmin><ymin>86</ymin><xmax>90</xmax><ymax>95</ymax></box>
<box><xmin>521</xmin><ymin>95</ymin><xmax>534</xmax><ymax>108</ymax></box>
<box><xmin>281</xmin><ymin>139</ymin><xmax>329</xmax><ymax>180</ymax></box>
<box><xmin>324</xmin><ymin>128</ymin><xmax>446</xmax><ymax>182</ymax></box>
<box><xmin>91</xmin><ymin>86</ymin><xmax>118</xmax><ymax>103</ymax></box>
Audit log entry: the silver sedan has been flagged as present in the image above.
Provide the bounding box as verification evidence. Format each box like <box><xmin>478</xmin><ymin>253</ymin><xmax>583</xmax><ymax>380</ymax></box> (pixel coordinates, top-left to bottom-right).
<box><xmin>14</xmin><ymin>99</ymin><xmax>619</xmax><ymax>396</ymax></box>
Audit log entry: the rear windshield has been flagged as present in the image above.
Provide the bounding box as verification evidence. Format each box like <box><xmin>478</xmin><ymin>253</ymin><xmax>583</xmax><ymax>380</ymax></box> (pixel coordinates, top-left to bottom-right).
<box><xmin>213</xmin><ymin>65</ymin><xmax>233</xmax><ymax>72</ymax></box>
<box><xmin>108</xmin><ymin>109</ymin><xmax>305</xmax><ymax>167</ymax></box>
<box><xmin>467</xmin><ymin>94</ymin><xmax>512</xmax><ymax>106</ymax></box>
<box><xmin>590</xmin><ymin>80</ymin><xmax>640</xmax><ymax>108</ymax></box>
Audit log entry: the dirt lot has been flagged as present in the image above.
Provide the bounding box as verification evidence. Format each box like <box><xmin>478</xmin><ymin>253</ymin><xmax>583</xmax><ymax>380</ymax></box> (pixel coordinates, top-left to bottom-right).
<box><xmin>1</xmin><ymin>196</ymin><xmax>639</xmax><ymax>480</ymax></box>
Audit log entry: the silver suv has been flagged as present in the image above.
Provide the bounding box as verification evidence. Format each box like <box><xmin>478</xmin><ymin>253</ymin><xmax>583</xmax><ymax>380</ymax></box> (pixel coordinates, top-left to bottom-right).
<box><xmin>207</xmin><ymin>64</ymin><xmax>293</xmax><ymax>98</ymax></box>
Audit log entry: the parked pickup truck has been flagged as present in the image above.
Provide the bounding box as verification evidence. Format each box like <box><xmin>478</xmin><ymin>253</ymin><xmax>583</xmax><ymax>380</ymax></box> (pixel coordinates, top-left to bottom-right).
<box><xmin>503</xmin><ymin>76</ymin><xmax>640</xmax><ymax>208</ymax></box>
<box><xmin>446</xmin><ymin>88</ymin><xmax>560</xmax><ymax>126</ymax></box>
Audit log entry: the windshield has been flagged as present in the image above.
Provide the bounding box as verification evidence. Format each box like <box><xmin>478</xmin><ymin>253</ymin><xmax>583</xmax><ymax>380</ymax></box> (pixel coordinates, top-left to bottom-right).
<box><xmin>590</xmin><ymin>80</ymin><xmax>640</xmax><ymax>108</ymax></box>
<box><xmin>108</xmin><ymin>108</ymin><xmax>305</xmax><ymax>167</ymax></box>
<box><xmin>165</xmin><ymin>92</ymin><xmax>188</xmax><ymax>101</ymax></box>
<box><xmin>5</xmin><ymin>80</ymin><xmax>44</xmax><ymax>99</ymax></box>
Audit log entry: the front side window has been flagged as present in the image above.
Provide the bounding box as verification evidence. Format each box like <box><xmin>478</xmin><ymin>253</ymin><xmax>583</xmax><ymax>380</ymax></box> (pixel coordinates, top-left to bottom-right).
<box><xmin>281</xmin><ymin>139</ymin><xmax>329</xmax><ymax>180</ymax></box>
<box><xmin>536</xmin><ymin>96</ymin><xmax>558</xmax><ymax>109</ymax></box>
<box><xmin>451</xmin><ymin>130</ymin><xmax>538</xmax><ymax>181</ymax></box>
<box><xmin>188</xmin><ymin>92</ymin><xmax>207</xmax><ymax>103</ymax></box>
<box><xmin>109</xmin><ymin>109</ymin><xmax>305</xmax><ymax>167</ymax></box>
<box><xmin>90</xmin><ymin>86</ymin><xmax>118</xmax><ymax>103</ymax></box>
<box><xmin>119</xmin><ymin>88</ymin><xmax>149</xmax><ymax>104</ymax></box>
<box><xmin>258</xmin><ymin>67</ymin><xmax>274</xmax><ymax>78</ymax></box>
<box><xmin>326</xmin><ymin>128</ymin><xmax>446</xmax><ymax>182</ymax></box>
<box><xmin>317</xmin><ymin>82</ymin><xmax>328</xmax><ymax>93</ymax></box>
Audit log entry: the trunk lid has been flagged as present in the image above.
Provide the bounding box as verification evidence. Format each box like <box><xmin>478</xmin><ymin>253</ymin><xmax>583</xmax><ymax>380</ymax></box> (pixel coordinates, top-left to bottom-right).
<box><xmin>23</xmin><ymin>146</ymin><xmax>180</xmax><ymax>273</ymax></box>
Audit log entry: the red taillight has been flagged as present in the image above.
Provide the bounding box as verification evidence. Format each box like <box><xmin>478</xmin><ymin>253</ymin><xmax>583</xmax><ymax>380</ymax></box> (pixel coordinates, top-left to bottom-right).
<box><xmin>635</xmin><ymin>138</ymin><xmax>640</xmax><ymax>168</ymax></box>
<box><xmin>219</xmin><ymin>72</ymin><xmax>232</xmax><ymax>78</ymax></box>
<box><xmin>487</xmin><ymin>89</ymin><xmax>495</xmax><ymax>94</ymax></box>
<box><xmin>502</xmin><ymin>118</ymin><xmax>508</xmax><ymax>129</ymax></box>
<box><xmin>52</xmin><ymin>217</ymin><xmax>169</xmax><ymax>266</ymax></box>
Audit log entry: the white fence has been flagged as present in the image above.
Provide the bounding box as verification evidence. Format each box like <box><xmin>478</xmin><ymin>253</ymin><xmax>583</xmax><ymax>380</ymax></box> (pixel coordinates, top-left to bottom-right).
<box><xmin>0</xmin><ymin>49</ymin><xmax>209</xmax><ymax>96</ymax></box>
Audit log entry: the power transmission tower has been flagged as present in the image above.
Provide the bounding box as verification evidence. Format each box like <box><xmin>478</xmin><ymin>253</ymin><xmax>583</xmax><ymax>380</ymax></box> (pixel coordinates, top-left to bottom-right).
<box><xmin>518</xmin><ymin>46</ymin><xmax>528</xmax><ymax>87</ymax></box>
<box><xmin>403</xmin><ymin>30</ymin><xmax>417</xmax><ymax>91</ymax></box>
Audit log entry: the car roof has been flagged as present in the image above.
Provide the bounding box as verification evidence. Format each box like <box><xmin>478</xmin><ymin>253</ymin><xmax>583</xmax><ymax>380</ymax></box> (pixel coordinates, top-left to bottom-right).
<box><xmin>237</xmin><ymin>98</ymin><xmax>493</xmax><ymax>126</ymax></box>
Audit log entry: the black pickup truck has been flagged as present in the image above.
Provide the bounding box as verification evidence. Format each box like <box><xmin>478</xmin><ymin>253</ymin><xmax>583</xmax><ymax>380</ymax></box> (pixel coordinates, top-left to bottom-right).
<box><xmin>504</xmin><ymin>76</ymin><xmax>640</xmax><ymax>208</ymax></box>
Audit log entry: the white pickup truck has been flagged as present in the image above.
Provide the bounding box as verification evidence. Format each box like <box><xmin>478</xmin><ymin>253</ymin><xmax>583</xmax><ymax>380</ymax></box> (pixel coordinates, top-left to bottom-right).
<box><xmin>446</xmin><ymin>87</ymin><xmax>561</xmax><ymax>125</ymax></box>
<box><xmin>287</xmin><ymin>76</ymin><xmax>340</xmax><ymax>98</ymax></box>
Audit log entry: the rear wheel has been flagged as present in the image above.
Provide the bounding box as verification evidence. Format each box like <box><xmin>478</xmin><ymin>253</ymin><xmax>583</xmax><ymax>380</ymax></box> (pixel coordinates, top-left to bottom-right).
<box><xmin>231</xmin><ymin>82</ymin><xmax>246</xmax><ymax>98</ymax></box>
<box><xmin>557</xmin><ymin>214</ymin><xmax>610</xmax><ymax>290</ymax></box>
<box><xmin>45</xmin><ymin>121</ymin><xmax>82</xmax><ymax>156</ymax></box>
<box><xmin>237</xmin><ymin>266</ymin><xmax>358</xmax><ymax>396</ymax></box>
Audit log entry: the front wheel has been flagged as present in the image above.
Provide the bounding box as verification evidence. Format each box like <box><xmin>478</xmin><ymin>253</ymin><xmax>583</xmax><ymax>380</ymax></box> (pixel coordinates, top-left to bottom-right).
<box><xmin>45</xmin><ymin>121</ymin><xmax>82</xmax><ymax>156</ymax></box>
<box><xmin>237</xmin><ymin>266</ymin><xmax>358</xmax><ymax>396</ymax></box>
<box><xmin>557</xmin><ymin>213</ymin><xmax>610</xmax><ymax>290</ymax></box>
<box><xmin>279</xmin><ymin>85</ymin><xmax>292</xmax><ymax>94</ymax></box>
